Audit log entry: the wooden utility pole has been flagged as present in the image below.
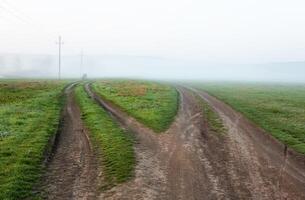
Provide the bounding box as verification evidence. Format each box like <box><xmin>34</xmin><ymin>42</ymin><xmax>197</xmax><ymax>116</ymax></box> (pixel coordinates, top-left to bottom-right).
<box><xmin>56</xmin><ymin>36</ymin><xmax>64</xmax><ymax>80</ymax></box>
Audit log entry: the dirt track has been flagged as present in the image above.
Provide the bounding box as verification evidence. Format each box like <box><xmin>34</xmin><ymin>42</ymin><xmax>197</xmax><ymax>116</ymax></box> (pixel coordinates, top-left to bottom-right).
<box><xmin>41</xmin><ymin>83</ymin><xmax>305</xmax><ymax>200</ymax></box>
<box><xmin>87</xmin><ymin>85</ymin><xmax>242</xmax><ymax>200</ymax></box>
<box><xmin>86</xmin><ymin>84</ymin><xmax>305</xmax><ymax>200</ymax></box>
<box><xmin>191</xmin><ymin>87</ymin><xmax>305</xmax><ymax>200</ymax></box>
<box><xmin>41</xmin><ymin>85</ymin><xmax>100</xmax><ymax>200</ymax></box>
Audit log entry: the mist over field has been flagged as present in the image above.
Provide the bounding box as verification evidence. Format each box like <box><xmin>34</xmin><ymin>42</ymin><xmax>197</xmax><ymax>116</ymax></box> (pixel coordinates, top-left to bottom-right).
<box><xmin>1</xmin><ymin>54</ymin><xmax>305</xmax><ymax>82</ymax></box>
<box><xmin>2</xmin><ymin>1</ymin><xmax>305</xmax><ymax>199</ymax></box>
<box><xmin>1</xmin><ymin>0</ymin><xmax>305</xmax><ymax>82</ymax></box>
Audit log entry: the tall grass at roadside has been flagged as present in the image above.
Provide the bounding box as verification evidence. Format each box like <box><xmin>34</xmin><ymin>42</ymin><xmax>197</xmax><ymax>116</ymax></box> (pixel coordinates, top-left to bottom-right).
<box><xmin>74</xmin><ymin>85</ymin><xmax>135</xmax><ymax>189</ymax></box>
<box><xmin>92</xmin><ymin>80</ymin><xmax>179</xmax><ymax>133</ymax></box>
<box><xmin>0</xmin><ymin>81</ymin><xmax>67</xmax><ymax>200</ymax></box>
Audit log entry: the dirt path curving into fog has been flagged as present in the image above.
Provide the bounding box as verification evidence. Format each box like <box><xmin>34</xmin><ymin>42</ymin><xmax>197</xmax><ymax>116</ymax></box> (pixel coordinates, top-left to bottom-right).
<box><xmin>87</xmin><ymin>83</ymin><xmax>305</xmax><ymax>200</ymax></box>
<box><xmin>85</xmin><ymin>83</ymin><xmax>168</xmax><ymax>200</ymax></box>
<box><xmin>41</xmin><ymin>84</ymin><xmax>100</xmax><ymax>200</ymax></box>
<box><xmin>84</xmin><ymin>84</ymin><xmax>244</xmax><ymax>199</ymax></box>
<box><xmin>190</xmin><ymin>87</ymin><xmax>305</xmax><ymax>200</ymax></box>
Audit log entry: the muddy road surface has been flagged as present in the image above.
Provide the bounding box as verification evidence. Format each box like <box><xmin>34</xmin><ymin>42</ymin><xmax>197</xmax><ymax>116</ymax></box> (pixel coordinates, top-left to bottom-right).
<box><xmin>87</xmin><ymin>84</ymin><xmax>305</xmax><ymax>200</ymax></box>
<box><xmin>41</xmin><ymin>85</ymin><xmax>100</xmax><ymax>200</ymax></box>
<box><xmin>191</xmin><ymin>87</ymin><xmax>305</xmax><ymax>200</ymax></box>
<box><xmin>40</xmin><ymin>82</ymin><xmax>305</xmax><ymax>200</ymax></box>
<box><xmin>85</xmin><ymin>83</ymin><xmax>168</xmax><ymax>200</ymax></box>
<box><xmin>87</xmin><ymin>84</ymin><xmax>236</xmax><ymax>200</ymax></box>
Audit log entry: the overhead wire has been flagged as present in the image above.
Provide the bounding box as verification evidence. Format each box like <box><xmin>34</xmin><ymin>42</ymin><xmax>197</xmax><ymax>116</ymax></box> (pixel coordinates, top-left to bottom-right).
<box><xmin>0</xmin><ymin>3</ymin><xmax>30</xmax><ymax>25</ymax></box>
<box><xmin>0</xmin><ymin>0</ymin><xmax>58</xmax><ymax>40</ymax></box>
<box><xmin>1</xmin><ymin>0</ymin><xmax>34</xmax><ymax>22</ymax></box>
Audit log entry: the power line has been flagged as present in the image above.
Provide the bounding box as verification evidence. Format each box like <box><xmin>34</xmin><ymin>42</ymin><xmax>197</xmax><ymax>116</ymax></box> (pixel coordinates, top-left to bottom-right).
<box><xmin>0</xmin><ymin>3</ymin><xmax>30</xmax><ymax>24</ymax></box>
<box><xmin>0</xmin><ymin>9</ymin><xmax>17</xmax><ymax>24</ymax></box>
<box><xmin>0</xmin><ymin>2</ymin><xmax>83</xmax><ymax>81</ymax></box>
<box><xmin>0</xmin><ymin>0</ymin><xmax>58</xmax><ymax>40</ymax></box>
<box><xmin>1</xmin><ymin>0</ymin><xmax>33</xmax><ymax>22</ymax></box>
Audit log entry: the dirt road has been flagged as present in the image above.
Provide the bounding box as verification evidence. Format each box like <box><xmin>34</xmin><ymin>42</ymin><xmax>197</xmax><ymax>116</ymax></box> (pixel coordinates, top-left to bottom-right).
<box><xmin>191</xmin><ymin>87</ymin><xmax>305</xmax><ymax>200</ymax></box>
<box><xmin>87</xmin><ymin>84</ymin><xmax>305</xmax><ymax>200</ymax></box>
<box><xmin>41</xmin><ymin>85</ymin><xmax>100</xmax><ymax>200</ymax></box>
<box><xmin>40</xmin><ymin>82</ymin><xmax>305</xmax><ymax>200</ymax></box>
<box><xmin>85</xmin><ymin>83</ymin><xmax>168</xmax><ymax>200</ymax></box>
<box><xmin>87</xmin><ymin>85</ymin><xmax>237</xmax><ymax>200</ymax></box>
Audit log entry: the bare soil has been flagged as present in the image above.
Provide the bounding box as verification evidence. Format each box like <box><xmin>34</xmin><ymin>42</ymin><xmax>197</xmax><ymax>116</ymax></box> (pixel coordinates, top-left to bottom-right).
<box><xmin>41</xmin><ymin>85</ymin><xmax>100</xmax><ymax>200</ymax></box>
<box><xmin>192</xmin><ymin>87</ymin><xmax>305</xmax><ymax>200</ymax></box>
<box><xmin>41</xmin><ymin>82</ymin><xmax>305</xmax><ymax>200</ymax></box>
<box><xmin>87</xmin><ymin>84</ymin><xmax>305</xmax><ymax>200</ymax></box>
<box><xmin>87</xmin><ymin>85</ymin><xmax>230</xmax><ymax>200</ymax></box>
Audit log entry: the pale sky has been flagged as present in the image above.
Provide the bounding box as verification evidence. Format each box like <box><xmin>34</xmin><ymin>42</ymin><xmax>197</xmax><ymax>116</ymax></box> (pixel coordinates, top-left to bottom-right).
<box><xmin>0</xmin><ymin>0</ymin><xmax>305</xmax><ymax>81</ymax></box>
<box><xmin>1</xmin><ymin>0</ymin><xmax>305</xmax><ymax>62</ymax></box>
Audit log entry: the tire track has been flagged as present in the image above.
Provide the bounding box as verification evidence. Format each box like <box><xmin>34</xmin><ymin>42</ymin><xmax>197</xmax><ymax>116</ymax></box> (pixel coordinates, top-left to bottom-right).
<box><xmin>86</xmin><ymin>84</ymin><xmax>239</xmax><ymax>200</ymax></box>
<box><xmin>41</xmin><ymin>84</ymin><xmax>100</xmax><ymax>200</ymax></box>
<box><xmin>85</xmin><ymin>83</ymin><xmax>168</xmax><ymax>200</ymax></box>
<box><xmin>85</xmin><ymin>83</ymin><xmax>305</xmax><ymax>199</ymax></box>
<box><xmin>191</xmin><ymin>87</ymin><xmax>305</xmax><ymax>200</ymax></box>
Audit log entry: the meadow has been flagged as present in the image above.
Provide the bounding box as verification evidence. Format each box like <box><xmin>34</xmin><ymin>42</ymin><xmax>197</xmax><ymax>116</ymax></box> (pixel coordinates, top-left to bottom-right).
<box><xmin>2</xmin><ymin>79</ymin><xmax>305</xmax><ymax>200</ymax></box>
<box><xmin>192</xmin><ymin>82</ymin><xmax>305</xmax><ymax>154</ymax></box>
<box><xmin>75</xmin><ymin>84</ymin><xmax>135</xmax><ymax>188</ymax></box>
<box><xmin>92</xmin><ymin>80</ymin><xmax>179</xmax><ymax>133</ymax></box>
<box><xmin>0</xmin><ymin>80</ymin><xmax>67</xmax><ymax>199</ymax></box>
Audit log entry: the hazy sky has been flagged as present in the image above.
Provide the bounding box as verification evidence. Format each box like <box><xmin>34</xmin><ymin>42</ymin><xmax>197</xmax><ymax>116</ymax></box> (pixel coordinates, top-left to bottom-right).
<box><xmin>1</xmin><ymin>0</ymin><xmax>305</xmax><ymax>62</ymax></box>
<box><xmin>0</xmin><ymin>0</ymin><xmax>305</xmax><ymax>81</ymax></box>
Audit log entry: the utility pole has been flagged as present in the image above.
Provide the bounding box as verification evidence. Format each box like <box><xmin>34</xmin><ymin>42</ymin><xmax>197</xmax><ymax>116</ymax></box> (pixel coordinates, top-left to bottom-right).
<box><xmin>56</xmin><ymin>36</ymin><xmax>64</xmax><ymax>80</ymax></box>
<box><xmin>80</xmin><ymin>49</ymin><xmax>84</xmax><ymax>79</ymax></box>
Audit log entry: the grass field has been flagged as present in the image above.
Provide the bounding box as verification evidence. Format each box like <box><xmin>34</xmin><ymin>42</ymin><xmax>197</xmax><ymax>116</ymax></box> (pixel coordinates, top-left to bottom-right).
<box><xmin>0</xmin><ymin>80</ymin><xmax>67</xmax><ymax>200</ymax></box>
<box><xmin>92</xmin><ymin>80</ymin><xmax>179</xmax><ymax>133</ymax></box>
<box><xmin>75</xmin><ymin>84</ymin><xmax>135</xmax><ymax>189</ymax></box>
<box><xmin>192</xmin><ymin>82</ymin><xmax>305</xmax><ymax>154</ymax></box>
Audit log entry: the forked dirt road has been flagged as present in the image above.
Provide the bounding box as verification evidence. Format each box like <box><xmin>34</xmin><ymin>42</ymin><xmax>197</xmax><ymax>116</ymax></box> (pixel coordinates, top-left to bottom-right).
<box><xmin>41</xmin><ymin>84</ymin><xmax>100</xmax><ymax>200</ymax></box>
<box><xmin>86</xmin><ymin>84</ymin><xmax>305</xmax><ymax>200</ymax></box>
<box><xmin>87</xmin><ymin>85</ymin><xmax>241</xmax><ymax>200</ymax></box>
<box><xmin>41</xmin><ymin>83</ymin><xmax>305</xmax><ymax>200</ymax></box>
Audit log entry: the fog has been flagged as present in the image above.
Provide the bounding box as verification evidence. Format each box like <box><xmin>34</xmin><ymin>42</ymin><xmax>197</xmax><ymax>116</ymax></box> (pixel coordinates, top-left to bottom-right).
<box><xmin>1</xmin><ymin>54</ymin><xmax>305</xmax><ymax>82</ymax></box>
<box><xmin>1</xmin><ymin>0</ymin><xmax>305</xmax><ymax>82</ymax></box>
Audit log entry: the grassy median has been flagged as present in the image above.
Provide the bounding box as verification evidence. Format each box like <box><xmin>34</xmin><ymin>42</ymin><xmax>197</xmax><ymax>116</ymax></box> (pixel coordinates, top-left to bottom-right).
<box><xmin>75</xmin><ymin>84</ymin><xmax>135</xmax><ymax>189</ymax></box>
<box><xmin>92</xmin><ymin>80</ymin><xmax>179</xmax><ymax>133</ymax></box>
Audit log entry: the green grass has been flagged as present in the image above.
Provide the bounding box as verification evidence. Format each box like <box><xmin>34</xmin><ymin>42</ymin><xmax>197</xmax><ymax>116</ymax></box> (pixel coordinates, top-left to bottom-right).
<box><xmin>74</xmin><ymin>84</ymin><xmax>135</xmax><ymax>189</ymax></box>
<box><xmin>92</xmin><ymin>80</ymin><xmax>179</xmax><ymax>133</ymax></box>
<box><xmin>193</xmin><ymin>92</ymin><xmax>226</xmax><ymax>135</ymax></box>
<box><xmin>0</xmin><ymin>81</ymin><xmax>63</xmax><ymax>105</ymax></box>
<box><xmin>0</xmin><ymin>80</ymin><xmax>67</xmax><ymax>200</ymax></box>
<box><xmin>192</xmin><ymin>82</ymin><xmax>305</xmax><ymax>154</ymax></box>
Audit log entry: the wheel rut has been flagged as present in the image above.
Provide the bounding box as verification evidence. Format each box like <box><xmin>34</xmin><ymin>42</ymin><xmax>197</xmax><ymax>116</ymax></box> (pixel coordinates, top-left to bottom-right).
<box><xmin>86</xmin><ymin>84</ymin><xmax>243</xmax><ymax>200</ymax></box>
<box><xmin>41</xmin><ymin>83</ymin><xmax>305</xmax><ymax>200</ymax></box>
<box><xmin>41</xmin><ymin>84</ymin><xmax>100</xmax><ymax>200</ymax></box>
<box><xmin>85</xmin><ymin>83</ymin><xmax>167</xmax><ymax>200</ymax></box>
<box><xmin>190</xmin><ymin>87</ymin><xmax>305</xmax><ymax>200</ymax></box>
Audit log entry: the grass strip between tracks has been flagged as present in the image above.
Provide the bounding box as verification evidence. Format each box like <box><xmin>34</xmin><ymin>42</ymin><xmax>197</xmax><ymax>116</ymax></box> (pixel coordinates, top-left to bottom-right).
<box><xmin>0</xmin><ymin>80</ymin><xmax>67</xmax><ymax>200</ymax></box>
<box><xmin>92</xmin><ymin>80</ymin><xmax>179</xmax><ymax>133</ymax></box>
<box><xmin>193</xmin><ymin>92</ymin><xmax>226</xmax><ymax>135</ymax></box>
<box><xmin>75</xmin><ymin>84</ymin><xmax>135</xmax><ymax>189</ymax></box>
